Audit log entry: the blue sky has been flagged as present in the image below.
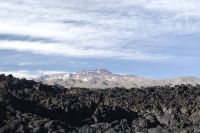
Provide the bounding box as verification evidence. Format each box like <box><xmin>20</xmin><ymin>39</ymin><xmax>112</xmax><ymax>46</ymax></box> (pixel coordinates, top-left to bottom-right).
<box><xmin>0</xmin><ymin>0</ymin><xmax>200</xmax><ymax>79</ymax></box>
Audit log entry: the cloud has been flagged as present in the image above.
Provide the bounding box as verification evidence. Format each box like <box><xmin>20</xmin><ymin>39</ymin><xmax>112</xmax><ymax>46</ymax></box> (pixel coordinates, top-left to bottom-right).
<box><xmin>0</xmin><ymin>70</ymin><xmax>68</xmax><ymax>79</ymax></box>
<box><xmin>0</xmin><ymin>40</ymin><xmax>170</xmax><ymax>61</ymax></box>
<box><xmin>0</xmin><ymin>33</ymin><xmax>55</xmax><ymax>43</ymax></box>
<box><xmin>0</xmin><ymin>0</ymin><xmax>200</xmax><ymax>62</ymax></box>
<box><xmin>0</xmin><ymin>70</ymin><xmax>38</xmax><ymax>79</ymax></box>
<box><xmin>17</xmin><ymin>61</ymin><xmax>76</xmax><ymax>66</ymax></box>
<box><xmin>18</xmin><ymin>62</ymin><xmax>35</xmax><ymax>66</ymax></box>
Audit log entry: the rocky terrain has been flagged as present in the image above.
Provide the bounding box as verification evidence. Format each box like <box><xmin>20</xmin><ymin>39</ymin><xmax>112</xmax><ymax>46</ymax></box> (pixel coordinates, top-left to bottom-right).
<box><xmin>37</xmin><ymin>69</ymin><xmax>200</xmax><ymax>89</ymax></box>
<box><xmin>1</xmin><ymin>74</ymin><xmax>200</xmax><ymax>132</ymax></box>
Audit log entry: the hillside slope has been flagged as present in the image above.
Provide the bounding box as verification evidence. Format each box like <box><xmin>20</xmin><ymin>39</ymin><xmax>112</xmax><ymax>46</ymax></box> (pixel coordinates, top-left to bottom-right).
<box><xmin>37</xmin><ymin>69</ymin><xmax>200</xmax><ymax>88</ymax></box>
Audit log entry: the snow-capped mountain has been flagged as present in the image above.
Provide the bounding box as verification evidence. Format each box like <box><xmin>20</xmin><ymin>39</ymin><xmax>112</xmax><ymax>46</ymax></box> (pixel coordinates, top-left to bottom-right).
<box><xmin>36</xmin><ymin>69</ymin><xmax>200</xmax><ymax>89</ymax></box>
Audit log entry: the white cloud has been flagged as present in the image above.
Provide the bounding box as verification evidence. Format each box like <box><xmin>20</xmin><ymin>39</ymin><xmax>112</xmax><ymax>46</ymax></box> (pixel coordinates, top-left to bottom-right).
<box><xmin>0</xmin><ymin>0</ymin><xmax>200</xmax><ymax>61</ymax></box>
<box><xmin>0</xmin><ymin>70</ymin><xmax>38</xmax><ymax>79</ymax></box>
<box><xmin>17</xmin><ymin>61</ymin><xmax>47</xmax><ymax>66</ymax></box>
<box><xmin>18</xmin><ymin>62</ymin><xmax>33</xmax><ymax>66</ymax></box>
<box><xmin>0</xmin><ymin>70</ymin><xmax>68</xmax><ymax>79</ymax></box>
<box><xmin>0</xmin><ymin>40</ymin><xmax>170</xmax><ymax>61</ymax></box>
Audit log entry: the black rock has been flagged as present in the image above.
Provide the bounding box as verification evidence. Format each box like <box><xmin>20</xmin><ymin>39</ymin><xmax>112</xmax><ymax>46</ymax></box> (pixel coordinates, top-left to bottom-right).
<box><xmin>0</xmin><ymin>75</ymin><xmax>200</xmax><ymax>132</ymax></box>
<box><xmin>0</xmin><ymin>81</ymin><xmax>8</xmax><ymax>95</ymax></box>
<box><xmin>78</xmin><ymin>125</ymin><xmax>95</xmax><ymax>133</ymax></box>
<box><xmin>33</xmin><ymin>127</ymin><xmax>43</xmax><ymax>133</ymax></box>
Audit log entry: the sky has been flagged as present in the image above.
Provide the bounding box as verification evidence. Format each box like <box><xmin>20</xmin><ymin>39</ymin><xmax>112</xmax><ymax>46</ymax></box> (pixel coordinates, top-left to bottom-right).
<box><xmin>0</xmin><ymin>0</ymin><xmax>200</xmax><ymax>79</ymax></box>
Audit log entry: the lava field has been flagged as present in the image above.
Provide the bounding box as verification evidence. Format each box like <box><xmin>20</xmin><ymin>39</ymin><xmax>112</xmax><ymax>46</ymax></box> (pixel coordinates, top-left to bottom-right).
<box><xmin>1</xmin><ymin>74</ymin><xmax>200</xmax><ymax>133</ymax></box>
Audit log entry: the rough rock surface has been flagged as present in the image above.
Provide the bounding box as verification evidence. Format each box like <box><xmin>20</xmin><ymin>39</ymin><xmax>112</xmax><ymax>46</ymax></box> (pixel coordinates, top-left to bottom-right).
<box><xmin>0</xmin><ymin>74</ymin><xmax>200</xmax><ymax>132</ymax></box>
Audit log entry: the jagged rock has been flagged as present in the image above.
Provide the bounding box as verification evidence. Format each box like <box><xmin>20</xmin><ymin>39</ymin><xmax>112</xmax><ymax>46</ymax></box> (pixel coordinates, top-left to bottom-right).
<box><xmin>78</xmin><ymin>125</ymin><xmax>95</xmax><ymax>133</ymax></box>
<box><xmin>144</xmin><ymin>114</ymin><xmax>159</xmax><ymax>128</ymax></box>
<box><xmin>44</xmin><ymin>120</ymin><xmax>55</xmax><ymax>129</ymax></box>
<box><xmin>0</xmin><ymin>81</ymin><xmax>8</xmax><ymax>94</ymax></box>
<box><xmin>16</xmin><ymin>124</ymin><xmax>26</xmax><ymax>133</ymax></box>
<box><xmin>32</xmin><ymin>119</ymin><xmax>48</xmax><ymax>127</ymax></box>
<box><xmin>33</xmin><ymin>127</ymin><xmax>43</xmax><ymax>133</ymax></box>
<box><xmin>10</xmin><ymin>120</ymin><xmax>22</xmax><ymax>130</ymax></box>
<box><xmin>0</xmin><ymin>75</ymin><xmax>200</xmax><ymax>132</ymax></box>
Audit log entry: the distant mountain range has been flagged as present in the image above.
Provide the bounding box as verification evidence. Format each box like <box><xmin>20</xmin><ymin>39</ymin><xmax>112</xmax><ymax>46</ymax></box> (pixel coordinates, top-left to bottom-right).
<box><xmin>36</xmin><ymin>69</ymin><xmax>200</xmax><ymax>88</ymax></box>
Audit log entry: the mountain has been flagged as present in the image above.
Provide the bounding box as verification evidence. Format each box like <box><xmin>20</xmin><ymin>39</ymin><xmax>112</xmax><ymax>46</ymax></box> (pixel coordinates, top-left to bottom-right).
<box><xmin>36</xmin><ymin>69</ymin><xmax>200</xmax><ymax>88</ymax></box>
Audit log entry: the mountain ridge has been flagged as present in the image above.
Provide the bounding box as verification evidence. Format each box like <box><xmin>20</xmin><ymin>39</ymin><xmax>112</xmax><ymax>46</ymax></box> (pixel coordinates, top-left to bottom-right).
<box><xmin>35</xmin><ymin>69</ymin><xmax>200</xmax><ymax>88</ymax></box>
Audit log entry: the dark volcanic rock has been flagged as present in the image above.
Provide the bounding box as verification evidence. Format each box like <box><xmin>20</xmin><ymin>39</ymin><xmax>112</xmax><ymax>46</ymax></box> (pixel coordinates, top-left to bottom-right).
<box><xmin>0</xmin><ymin>74</ymin><xmax>200</xmax><ymax>132</ymax></box>
<box><xmin>0</xmin><ymin>81</ymin><xmax>8</xmax><ymax>95</ymax></box>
